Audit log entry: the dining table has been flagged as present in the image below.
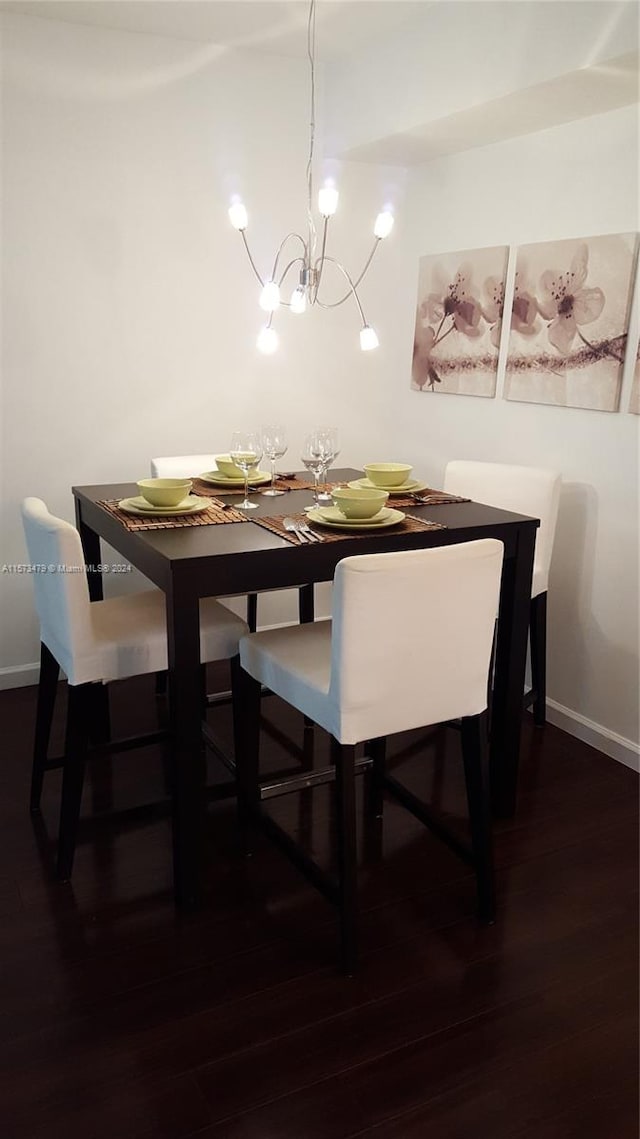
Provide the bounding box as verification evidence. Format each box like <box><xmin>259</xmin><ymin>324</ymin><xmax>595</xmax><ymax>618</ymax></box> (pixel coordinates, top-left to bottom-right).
<box><xmin>72</xmin><ymin>469</ymin><xmax>538</xmax><ymax>908</ymax></box>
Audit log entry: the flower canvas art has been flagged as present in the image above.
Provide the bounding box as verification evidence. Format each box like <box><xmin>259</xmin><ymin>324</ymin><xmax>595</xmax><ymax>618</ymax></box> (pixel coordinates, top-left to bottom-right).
<box><xmin>411</xmin><ymin>245</ymin><xmax>509</xmax><ymax>397</ymax></box>
<box><xmin>504</xmin><ymin>233</ymin><xmax>638</xmax><ymax>412</ymax></box>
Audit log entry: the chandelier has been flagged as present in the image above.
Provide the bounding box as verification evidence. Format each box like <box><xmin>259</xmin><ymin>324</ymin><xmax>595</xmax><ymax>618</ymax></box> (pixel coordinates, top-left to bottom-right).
<box><xmin>228</xmin><ymin>0</ymin><xmax>394</xmax><ymax>355</ymax></box>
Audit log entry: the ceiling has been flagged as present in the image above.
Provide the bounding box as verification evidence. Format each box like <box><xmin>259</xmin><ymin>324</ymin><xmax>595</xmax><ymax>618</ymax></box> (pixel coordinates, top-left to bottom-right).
<box><xmin>0</xmin><ymin>1</ymin><xmax>428</xmax><ymax>60</ymax></box>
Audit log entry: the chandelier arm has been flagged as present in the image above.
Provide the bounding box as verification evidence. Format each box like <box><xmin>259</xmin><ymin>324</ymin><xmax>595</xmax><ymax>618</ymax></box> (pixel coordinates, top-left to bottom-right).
<box><xmin>315</xmin><ymin>255</ymin><xmax>368</xmax><ymax>325</ymax></box>
<box><xmin>240</xmin><ymin>231</ymin><xmax>265</xmax><ymax>287</ymax></box>
<box><xmin>270</xmin><ymin>233</ymin><xmax>308</xmax><ymax>282</ymax></box>
<box><xmin>318</xmin><ymin>238</ymin><xmax>382</xmax><ymax>308</ymax></box>
<box><xmin>278</xmin><ymin>256</ymin><xmax>306</xmax><ymax>288</ymax></box>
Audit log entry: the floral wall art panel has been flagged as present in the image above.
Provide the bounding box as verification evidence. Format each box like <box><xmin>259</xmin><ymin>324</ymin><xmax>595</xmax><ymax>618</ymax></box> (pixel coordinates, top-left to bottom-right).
<box><xmin>504</xmin><ymin>233</ymin><xmax>638</xmax><ymax>412</ymax></box>
<box><xmin>411</xmin><ymin>245</ymin><xmax>509</xmax><ymax>397</ymax></box>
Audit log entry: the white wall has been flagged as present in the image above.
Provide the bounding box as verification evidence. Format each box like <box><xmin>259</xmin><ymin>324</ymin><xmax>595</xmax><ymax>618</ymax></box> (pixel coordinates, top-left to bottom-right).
<box><xmin>380</xmin><ymin>105</ymin><xmax>639</xmax><ymax>755</ymax></box>
<box><xmin>0</xmin><ymin>12</ymin><xmax>404</xmax><ymax>680</ymax></box>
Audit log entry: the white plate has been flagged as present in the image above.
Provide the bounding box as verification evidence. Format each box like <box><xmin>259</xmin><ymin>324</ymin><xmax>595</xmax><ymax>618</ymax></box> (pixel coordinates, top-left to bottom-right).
<box><xmin>199</xmin><ymin>469</ymin><xmax>272</xmax><ymax>488</ymax></box>
<box><xmin>118</xmin><ymin>495</ymin><xmax>209</xmax><ymax>517</ymax></box>
<box><xmin>348</xmin><ymin>477</ymin><xmax>429</xmax><ymax>495</ymax></box>
<box><xmin>308</xmin><ymin>506</ymin><xmax>405</xmax><ymax>531</ymax></box>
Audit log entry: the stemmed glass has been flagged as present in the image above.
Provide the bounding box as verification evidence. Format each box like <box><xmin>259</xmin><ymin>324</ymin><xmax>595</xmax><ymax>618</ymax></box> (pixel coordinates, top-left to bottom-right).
<box><xmin>301</xmin><ymin>433</ymin><xmax>326</xmax><ymax>508</ymax></box>
<box><xmin>315</xmin><ymin>427</ymin><xmax>340</xmax><ymax>504</ymax></box>
<box><xmin>261</xmin><ymin>424</ymin><xmax>288</xmax><ymax>497</ymax></box>
<box><xmin>230</xmin><ymin>430</ymin><xmax>263</xmax><ymax>510</ymax></box>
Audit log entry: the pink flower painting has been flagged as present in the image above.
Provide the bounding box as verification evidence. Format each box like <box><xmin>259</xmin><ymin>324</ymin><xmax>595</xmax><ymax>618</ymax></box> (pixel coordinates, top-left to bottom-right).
<box><xmin>505</xmin><ymin>233</ymin><xmax>638</xmax><ymax>412</ymax></box>
<box><xmin>411</xmin><ymin>246</ymin><xmax>509</xmax><ymax>397</ymax></box>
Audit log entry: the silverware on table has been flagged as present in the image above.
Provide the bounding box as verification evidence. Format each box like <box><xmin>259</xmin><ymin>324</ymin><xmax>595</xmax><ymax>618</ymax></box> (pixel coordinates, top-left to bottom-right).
<box><xmin>283</xmin><ymin>517</ymin><xmax>308</xmax><ymax>543</ymax></box>
<box><xmin>296</xmin><ymin>519</ymin><xmax>324</xmax><ymax>542</ymax></box>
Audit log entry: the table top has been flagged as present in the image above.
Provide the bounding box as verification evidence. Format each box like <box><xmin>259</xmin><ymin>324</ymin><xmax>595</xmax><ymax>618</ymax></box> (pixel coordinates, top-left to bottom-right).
<box><xmin>73</xmin><ymin>469</ymin><xmax>539</xmax><ymax>597</ymax></box>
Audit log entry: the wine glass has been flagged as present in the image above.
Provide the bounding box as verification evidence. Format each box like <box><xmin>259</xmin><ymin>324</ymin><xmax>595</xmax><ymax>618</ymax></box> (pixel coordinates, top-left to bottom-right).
<box><xmin>261</xmin><ymin>424</ymin><xmax>288</xmax><ymax>497</ymax></box>
<box><xmin>301</xmin><ymin>432</ymin><xmax>326</xmax><ymax>508</ymax></box>
<box><xmin>315</xmin><ymin>427</ymin><xmax>340</xmax><ymax>503</ymax></box>
<box><xmin>230</xmin><ymin>430</ymin><xmax>263</xmax><ymax>510</ymax></box>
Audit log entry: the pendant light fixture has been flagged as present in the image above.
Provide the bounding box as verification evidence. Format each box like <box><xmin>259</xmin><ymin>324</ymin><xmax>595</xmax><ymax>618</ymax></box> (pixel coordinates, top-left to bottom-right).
<box><xmin>228</xmin><ymin>0</ymin><xmax>394</xmax><ymax>354</ymax></box>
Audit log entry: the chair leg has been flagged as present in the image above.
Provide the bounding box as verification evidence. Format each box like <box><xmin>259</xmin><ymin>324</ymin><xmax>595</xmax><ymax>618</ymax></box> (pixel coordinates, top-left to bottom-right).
<box><xmin>332</xmin><ymin>739</ymin><xmax>358</xmax><ymax>976</ymax></box>
<box><xmin>298</xmin><ymin>586</ymin><xmax>315</xmax><ymax>727</ymax></box>
<box><xmin>155</xmin><ymin>671</ymin><xmax>168</xmax><ymax>697</ymax></box>
<box><xmin>56</xmin><ymin>684</ymin><xmax>92</xmax><ymax>881</ymax></box>
<box><xmin>247</xmin><ymin>594</ymin><xmax>258</xmax><ymax>633</ymax></box>
<box><xmin>232</xmin><ymin>657</ymin><xmax>261</xmax><ymax>853</ymax></box>
<box><xmin>89</xmin><ymin>684</ymin><xmax>111</xmax><ymax>745</ymax></box>
<box><xmin>31</xmin><ymin>643</ymin><xmax>60</xmax><ymax>812</ymax></box>
<box><xmin>366</xmin><ymin>737</ymin><xmax>386</xmax><ymax>820</ymax></box>
<box><xmin>530</xmin><ymin>592</ymin><xmax>547</xmax><ymax>727</ymax></box>
<box><xmin>460</xmin><ymin>711</ymin><xmax>495</xmax><ymax>925</ymax></box>
<box><xmin>298</xmin><ymin>584</ymin><xmax>315</xmax><ymax>624</ymax></box>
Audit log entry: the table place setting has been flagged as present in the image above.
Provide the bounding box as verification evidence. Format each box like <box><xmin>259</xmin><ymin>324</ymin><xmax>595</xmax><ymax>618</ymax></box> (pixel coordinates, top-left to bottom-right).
<box><xmin>345</xmin><ymin>463</ymin><xmax>470</xmax><ymax>508</ymax></box>
<box><xmin>251</xmin><ymin>474</ymin><xmax>448</xmax><ymax>544</ymax></box>
<box><xmin>98</xmin><ymin>478</ymin><xmax>249</xmax><ymax>531</ymax></box>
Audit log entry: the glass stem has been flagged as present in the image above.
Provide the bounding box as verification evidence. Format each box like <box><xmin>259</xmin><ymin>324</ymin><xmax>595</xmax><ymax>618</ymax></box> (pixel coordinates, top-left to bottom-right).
<box><xmin>271</xmin><ymin>458</ymin><xmax>276</xmax><ymax>491</ymax></box>
<box><xmin>313</xmin><ymin>471</ymin><xmax>320</xmax><ymax>505</ymax></box>
<box><xmin>244</xmin><ymin>471</ymin><xmax>249</xmax><ymax>507</ymax></box>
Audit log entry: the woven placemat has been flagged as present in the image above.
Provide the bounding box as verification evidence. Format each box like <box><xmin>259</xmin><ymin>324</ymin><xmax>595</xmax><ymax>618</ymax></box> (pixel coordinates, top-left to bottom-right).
<box><xmin>192</xmin><ymin>474</ymin><xmax>329</xmax><ymax>497</ymax></box>
<box><xmin>370</xmin><ymin>488</ymin><xmax>470</xmax><ymax>508</ymax></box>
<box><xmin>98</xmin><ymin>498</ymin><xmax>248</xmax><ymax>532</ymax></box>
<box><xmin>253</xmin><ymin>512</ymin><xmax>447</xmax><ymax>545</ymax></box>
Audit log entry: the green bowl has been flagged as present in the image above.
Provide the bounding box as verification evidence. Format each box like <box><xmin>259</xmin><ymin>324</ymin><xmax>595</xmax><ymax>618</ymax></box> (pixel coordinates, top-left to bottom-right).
<box><xmin>331</xmin><ymin>487</ymin><xmax>388</xmax><ymax>519</ymax></box>
<box><xmin>214</xmin><ymin>454</ymin><xmax>256</xmax><ymax>478</ymax></box>
<box><xmin>364</xmin><ymin>463</ymin><xmax>413</xmax><ymax>488</ymax></box>
<box><xmin>137</xmin><ymin>478</ymin><xmax>192</xmax><ymax>507</ymax></box>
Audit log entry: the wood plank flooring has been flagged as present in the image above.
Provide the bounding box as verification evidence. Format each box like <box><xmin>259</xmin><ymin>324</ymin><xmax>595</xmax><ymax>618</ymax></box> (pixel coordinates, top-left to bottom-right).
<box><xmin>0</xmin><ymin>666</ymin><xmax>637</xmax><ymax>1138</ymax></box>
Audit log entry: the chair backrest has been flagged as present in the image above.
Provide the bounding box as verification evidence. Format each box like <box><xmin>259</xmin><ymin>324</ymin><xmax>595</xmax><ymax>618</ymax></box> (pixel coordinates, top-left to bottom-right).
<box><xmin>329</xmin><ymin>540</ymin><xmax>503</xmax><ymax>742</ymax></box>
<box><xmin>150</xmin><ymin>454</ymin><xmax>217</xmax><ymax>479</ymax></box>
<box><xmin>443</xmin><ymin>460</ymin><xmax>561</xmax><ymax>596</ymax></box>
<box><xmin>21</xmin><ymin>498</ymin><xmax>98</xmax><ymax>685</ymax></box>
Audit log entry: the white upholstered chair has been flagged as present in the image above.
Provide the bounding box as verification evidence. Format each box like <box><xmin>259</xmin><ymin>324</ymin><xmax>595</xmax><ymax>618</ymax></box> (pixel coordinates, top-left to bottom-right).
<box><xmin>235</xmin><ymin>539</ymin><xmax>504</xmax><ymax>973</ymax></box>
<box><xmin>21</xmin><ymin>497</ymin><xmax>248</xmax><ymax>879</ymax></box>
<box><xmin>443</xmin><ymin>461</ymin><xmax>561</xmax><ymax>725</ymax></box>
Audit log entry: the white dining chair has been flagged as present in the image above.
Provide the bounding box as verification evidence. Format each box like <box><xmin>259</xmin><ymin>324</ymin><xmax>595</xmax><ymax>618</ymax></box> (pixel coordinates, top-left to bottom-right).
<box><xmin>21</xmin><ymin>497</ymin><xmax>248</xmax><ymax>880</ymax></box>
<box><xmin>443</xmin><ymin>460</ymin><xmax>561</xmax><ymax>725</ymax></box>
<box><xmin>235</xmin><ymin>539</ymin><xmax>504</xmax><ymax>973</ymax></box>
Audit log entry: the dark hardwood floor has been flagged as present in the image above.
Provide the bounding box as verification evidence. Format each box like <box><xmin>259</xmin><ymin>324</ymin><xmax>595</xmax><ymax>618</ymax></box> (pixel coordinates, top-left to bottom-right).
<box><xmin>0</xmin><ymin>666</ymin><xmax>637</xmax><ymax>1139</ymax></box>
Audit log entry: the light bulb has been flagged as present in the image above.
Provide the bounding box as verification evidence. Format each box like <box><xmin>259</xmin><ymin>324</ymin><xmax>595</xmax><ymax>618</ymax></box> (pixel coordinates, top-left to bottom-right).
<box><xmin>374</xmin><ymin>211</ymin><xmax>394</xmax><ymax>239</ymax></box>
<box><xmin>259</xmin><ymin>281</ymin><xmax>280</xmax><ymax>312</ymax></box>
<box><xmin>290</xmin><ymin>285</ymin><xmax>307</xmax><ymax>314</ymax></box>
<box><xmin>360</xmin><ymin>325</ymin><xmax>379</xmax><ymax>351</ymax></box>
<box><xmin>257</xmin><ymin>326</ymin><xmax>278</xmax><ymax>354</ymax></box>
<box><xmin>318</xmin><ymin>185</ymin><xmax>339</xmax><ymax>218</ymax></box>
<box><xmin>228</xmin><ymin>201</ymin><xmax>248</xmax><ymax>231</ymax></box>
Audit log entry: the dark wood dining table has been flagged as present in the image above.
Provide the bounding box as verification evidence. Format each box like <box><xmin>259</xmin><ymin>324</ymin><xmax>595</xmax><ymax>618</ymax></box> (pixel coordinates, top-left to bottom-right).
<box><xmin>73</xmin><ymin>470</ymin><xmax>538</xmax><ymax>908</ymax></box>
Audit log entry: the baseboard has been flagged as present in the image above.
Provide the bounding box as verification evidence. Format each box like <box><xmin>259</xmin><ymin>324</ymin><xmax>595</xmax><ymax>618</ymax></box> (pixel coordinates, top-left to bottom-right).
<box><xmin>0</xmin><ymin>662</ymin><xmax>40</xmax><ymax>691</ymax></box>
<box><xmin>546</xmin><ymin>698</ymin><xmax>640</xmax><ymax>773</ymax></box>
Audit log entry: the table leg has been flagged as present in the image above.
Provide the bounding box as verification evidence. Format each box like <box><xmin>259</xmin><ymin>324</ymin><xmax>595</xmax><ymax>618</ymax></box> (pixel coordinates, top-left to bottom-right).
<box><xmin>490</xmin><ymin>524</ymin><xmax>536</xmax><ymax>818</ymax></box>
<box><xmin>74</xmin><ymin>500</ymin><xmax>103</xmax><ymax>602</ymax></box>
<box><xmin>166</xmin><ymin>584</ymin><xmax>204</xmax><ymax>908</ymax></box>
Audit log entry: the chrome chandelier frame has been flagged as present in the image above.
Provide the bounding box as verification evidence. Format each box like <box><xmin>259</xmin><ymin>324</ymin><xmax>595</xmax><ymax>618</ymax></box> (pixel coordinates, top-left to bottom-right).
<box><xmin>228</xmin><ymin>0</ymin><xmax>394</xmax><ymax>354</ymax></box>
